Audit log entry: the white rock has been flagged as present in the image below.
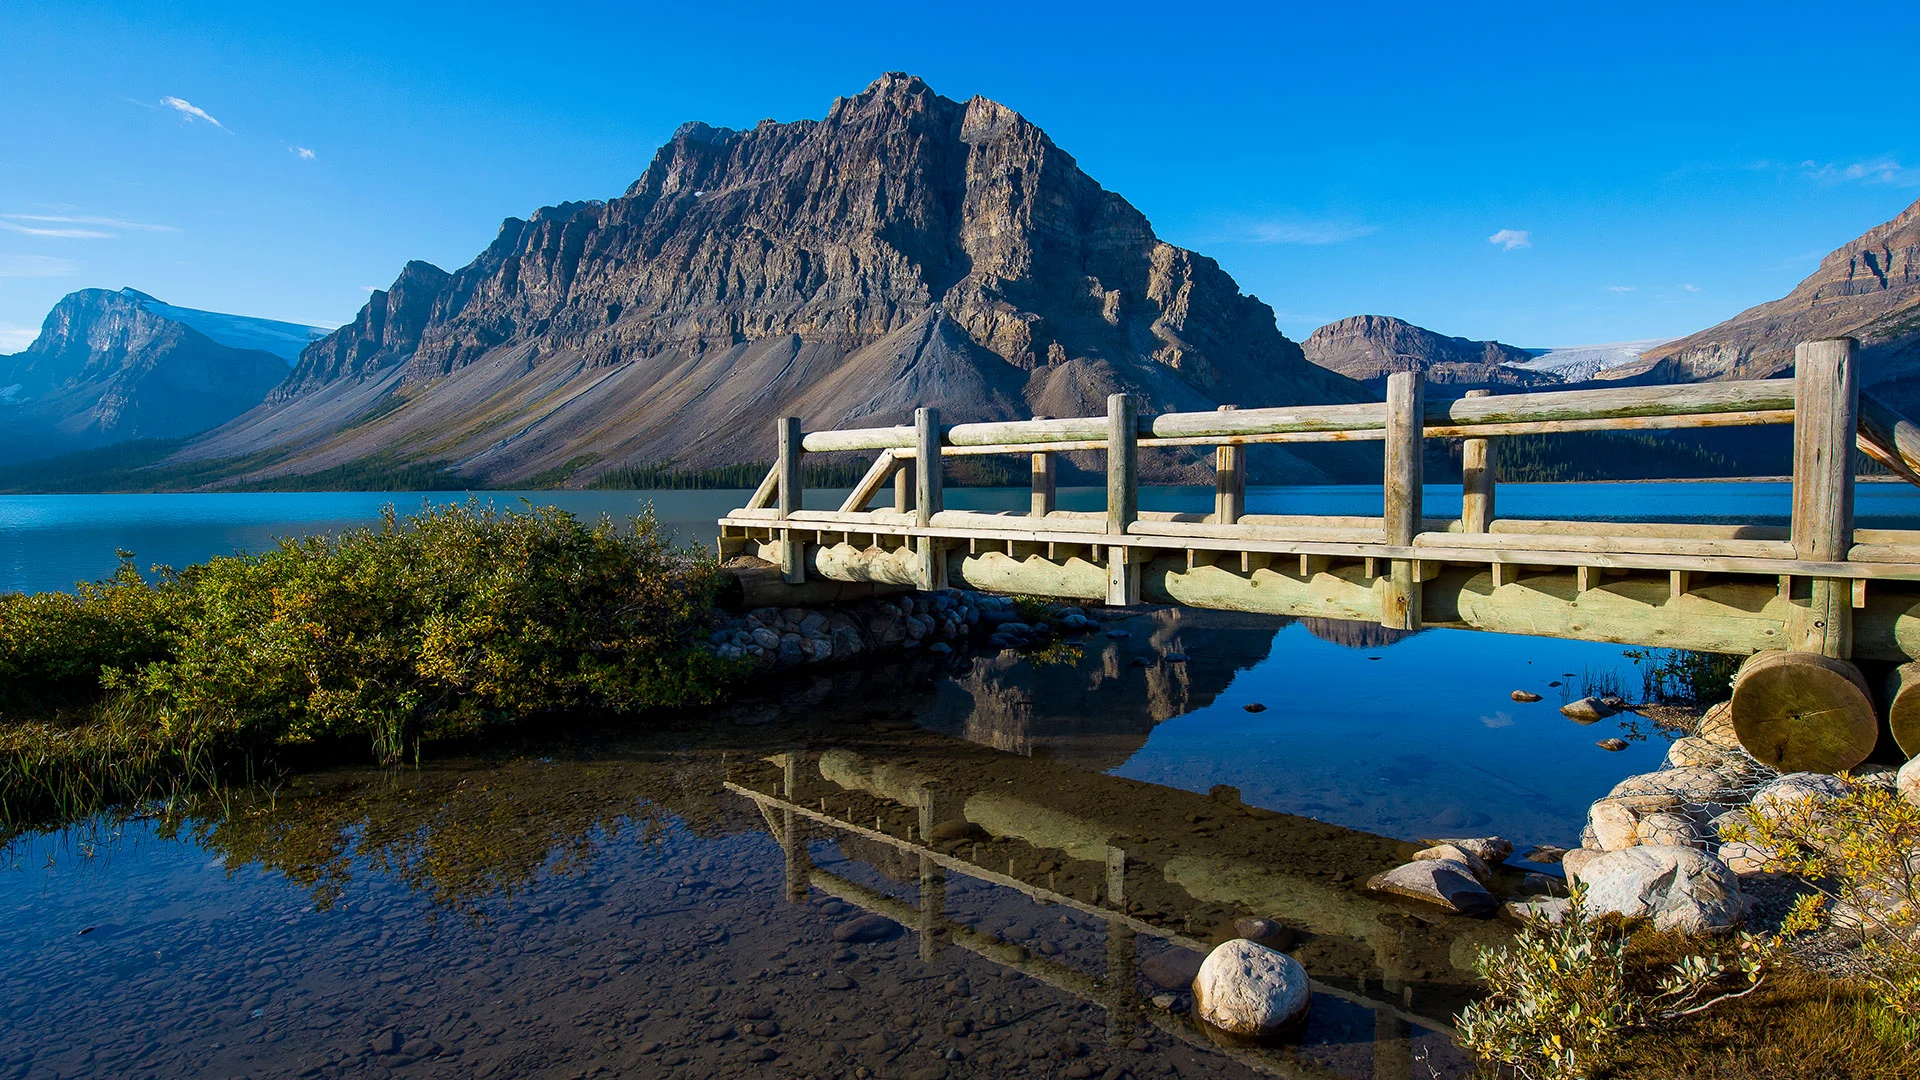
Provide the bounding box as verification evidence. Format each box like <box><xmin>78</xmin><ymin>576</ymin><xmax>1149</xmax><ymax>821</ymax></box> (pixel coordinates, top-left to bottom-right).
<box><xmin>1579</xmin><ymin>845</ymin><xmax>1745</xmax><ymax>933</ymax></box>
<box><xmin>1365</xmin><ymin>860</ymin><xmax>1498</xmax><ymax>914</ymax></box>
<box><xmin>1586</xmin><ymin>799</ymin><xmax>1644</xmax><ymax>851</ymax></box>
<box><xmin>1851</xmin><ymin>764</ymin><xmax>1899</xmax><ymax>791</ymax></box>
<box><xmin>1429</xmin><ymin>836</ymin><xmax>1514</xmax><ymax>864</ymax></box>
<box><xmin>1561</xmin><ymin>847</ymin><xmax>1602</xmax><ymax>884</ymax></box>
<box><xmin>1635</xmin><ymin>811</ymin><xmax>1709</xmax><ymax>848</ymax></box>
<box><xmin>1413</xmin><ymin>843</ymin><xmax>1492</xmax><ymax>885</ymax></box>
<box><xmin>1717</xmin><ymin>840</ymin><xmax>1778</xmax><ymax>876</ymax></box>
<box><xmin>1750</xmin><ymin>772</ymin><xmax>1850</xmax><ymax>821</ymax></box>
<box><xmin>1901</xmin><ymin>756</ymin><xmax>1920</xmax><ymax>808</ymax></box>
<box><xmin>1695</xmin><ymin>701</ymin><xmax>1740</xmax><ymax>750</ymax></box>
<box><xmin>1503</xmin><ymin>897</ymin><xmax>1572</xmax><ymax>925</ymax></box>
<box><xmin>1192</xmin><ymin>939</ymin><xmax>1311</xmax><ymax>1036</ymax></box>
<box><xmin>1665</xmin><ymin>736</ymin><xmax>1742</xmax><ymax>771</ymax></box>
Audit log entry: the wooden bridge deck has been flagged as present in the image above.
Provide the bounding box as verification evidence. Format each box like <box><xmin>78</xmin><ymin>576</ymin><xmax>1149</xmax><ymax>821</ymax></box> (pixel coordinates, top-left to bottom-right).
<box><xmin>718</xmin><ymin>337</ymin><xmax>1920</xmax><ymax>768</ymax></box>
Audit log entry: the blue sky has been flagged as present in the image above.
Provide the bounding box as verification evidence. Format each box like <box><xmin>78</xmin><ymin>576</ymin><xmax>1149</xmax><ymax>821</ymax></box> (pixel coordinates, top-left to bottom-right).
<box><xmin>3</xmin><ymin>0</ymin><xmax>1917</xmax><ymax>355</ymax></box>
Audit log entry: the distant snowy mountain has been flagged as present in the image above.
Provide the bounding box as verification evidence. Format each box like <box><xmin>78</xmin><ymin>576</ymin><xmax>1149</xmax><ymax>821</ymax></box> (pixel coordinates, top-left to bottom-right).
<box><xmin>119</xmin><ymin>289</ymin><xmax>330</xmax><ymax>363</ymax></box>
<box><xmin>1510</xmin><ymin>339</ymin><xmax>1674</xmax><ymax>382</ymax></box>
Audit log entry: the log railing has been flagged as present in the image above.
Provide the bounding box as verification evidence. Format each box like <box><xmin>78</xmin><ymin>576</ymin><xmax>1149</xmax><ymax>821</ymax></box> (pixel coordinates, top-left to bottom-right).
<box><xmin>719</xmin><ymin>337</ymin><xmax>1920</xmax><ymax>663</ymax></box>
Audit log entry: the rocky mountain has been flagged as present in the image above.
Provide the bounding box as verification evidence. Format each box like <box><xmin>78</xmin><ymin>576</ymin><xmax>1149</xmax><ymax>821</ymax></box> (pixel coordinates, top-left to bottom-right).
<box><xmin>178</xmin><ymin>73</ymin><xmax>1364</xmax><ymax>487</ymax></box>
<box><xmin>1614</xmin><ymin>196</ymin><xmax>1920</xmax><ymax>411</ymax></box>
<box><xmin>0</xmin><ymin>288</ymin><xmax>301</xmax><ymax>464</ymax></box>
<box><xmin>1302</xmin><ymin>314</ymin><xmax>1558</xmax><ymax>389</ymax></box>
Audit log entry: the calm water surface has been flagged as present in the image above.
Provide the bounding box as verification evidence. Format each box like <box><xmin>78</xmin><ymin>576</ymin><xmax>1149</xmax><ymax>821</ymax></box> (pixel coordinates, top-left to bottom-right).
<box><xmin>4</xmin><ymin>483</ymin><xmax>1919</xmax><ymax>1078</ymax></box>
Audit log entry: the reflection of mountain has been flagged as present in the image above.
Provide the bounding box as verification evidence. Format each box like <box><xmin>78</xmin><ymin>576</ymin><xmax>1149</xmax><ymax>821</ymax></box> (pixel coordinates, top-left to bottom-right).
<box><xmin>1300</xmin><ymin>617</ymin><xmax>1420</xmax><ymax>650</ymax></box>
<box><xmin>920</xmin><ymin>608</ymin><xmax>1285</xmax><ymax>769</ymax></box>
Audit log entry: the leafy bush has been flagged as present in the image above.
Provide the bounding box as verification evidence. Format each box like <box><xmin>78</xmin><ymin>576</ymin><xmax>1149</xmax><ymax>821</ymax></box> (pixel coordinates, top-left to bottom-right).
<box><xmin>1458</xmin><ymin>888</ymin><xmax>1807</xmax><ymax>1079</ymax></box>
<box><xmin>1720</xmin><ymin>780</ymin><xmax>1920</xmax><ymax>1029</ymax></box>
<box><xmin>0</xmin><ymin>553</ymin><xmax>174</xmax><ymax>708</ymax></box>
<box><xmin>2</xmin><ymin>502</ymin><xmax>738</xmax><ymax>765</ymax></box>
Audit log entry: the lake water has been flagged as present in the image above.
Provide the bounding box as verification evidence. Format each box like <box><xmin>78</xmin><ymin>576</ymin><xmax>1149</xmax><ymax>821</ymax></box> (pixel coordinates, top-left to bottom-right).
<box><xmin>4</xmin><ymin>482</ymin><xmax>1920</xmax><ymax>1078</ymax></box>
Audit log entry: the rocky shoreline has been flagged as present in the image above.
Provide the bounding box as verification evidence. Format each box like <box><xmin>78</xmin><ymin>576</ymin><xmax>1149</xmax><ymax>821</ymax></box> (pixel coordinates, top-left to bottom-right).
<box><xmin>701</xmin><ymin>589</ymin><xmax>1103</xmax><ymax>673</ymax></box>
<box><xmin>1363</xmin><ymin>697</ymin><xmax>1920</xmax><ymax>937</ymax></box>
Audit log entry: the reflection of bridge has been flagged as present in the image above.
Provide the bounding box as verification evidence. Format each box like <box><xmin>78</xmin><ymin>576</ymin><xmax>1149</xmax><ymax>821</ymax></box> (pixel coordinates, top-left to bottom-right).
<box><xmin>721</xmin><ymin>340</ymin><xmax>1920</xmax><ymax>772</ymax></box>
<box><xmin>726</xmin><ymin>740</ymin><xmax>1502</xmax><ymax>1078</ymax></box>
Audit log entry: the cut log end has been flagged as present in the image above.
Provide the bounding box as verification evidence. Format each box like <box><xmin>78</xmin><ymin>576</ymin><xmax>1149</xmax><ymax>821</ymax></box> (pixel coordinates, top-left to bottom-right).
<box><xmin>1885</xmin><ymin>661</ymin><xmax>1920</xmax><ymax>758</ymax></box>
<box><xmin>1730</xmin><ymin>650</ymin><xmax>1878</xmax><ymax>774</ymax></box>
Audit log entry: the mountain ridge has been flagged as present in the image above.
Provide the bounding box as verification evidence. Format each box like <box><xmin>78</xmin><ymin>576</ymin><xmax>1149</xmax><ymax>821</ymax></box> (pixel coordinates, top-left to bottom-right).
<box><xmin>176</xmin><ymin>73</ymin><xmax>1366</xmax><ymax>487</ymax></box>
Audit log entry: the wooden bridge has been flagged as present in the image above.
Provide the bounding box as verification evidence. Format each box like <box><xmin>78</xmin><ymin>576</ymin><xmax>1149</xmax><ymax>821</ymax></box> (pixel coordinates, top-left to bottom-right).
<box><xmin>719</xmin><ymin>338</ymin><xmax>1920</xmax><ymax>773</ymax></box>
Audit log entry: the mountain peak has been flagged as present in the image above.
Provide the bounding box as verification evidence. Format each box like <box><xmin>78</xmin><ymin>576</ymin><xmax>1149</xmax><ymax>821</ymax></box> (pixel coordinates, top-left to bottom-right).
<box><xmin>189</xmin><ymin>75</ymin><xmax>1361</xmax><ymax>488</ymax></box>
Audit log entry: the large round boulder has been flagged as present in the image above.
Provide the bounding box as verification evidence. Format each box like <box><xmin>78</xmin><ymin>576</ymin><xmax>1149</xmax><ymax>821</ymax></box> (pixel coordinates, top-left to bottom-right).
<box><xmin>1578</xmin><ymin>845</ymin><xmax>1744</xmax><ymax>933</ymax></box>
<box><xmin>1192</xmin><ymin>939</ymin><xmax>1311</xmax><ymax>1036</ymax></box>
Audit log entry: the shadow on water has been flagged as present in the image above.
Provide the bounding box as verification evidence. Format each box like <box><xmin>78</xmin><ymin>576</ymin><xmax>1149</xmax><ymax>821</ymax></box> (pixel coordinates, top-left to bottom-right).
<box><xmin>0</xmin><ymin>637</ymin><xmax>1494</xmax><ymax>1079</ymax></box>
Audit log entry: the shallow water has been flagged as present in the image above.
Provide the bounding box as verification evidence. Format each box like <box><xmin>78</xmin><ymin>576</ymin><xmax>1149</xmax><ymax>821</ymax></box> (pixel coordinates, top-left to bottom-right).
<box><xmin>4</xmin><ymin>482</ymin><xmax>1918</xmax><ymax>1077</ymax></box>
<box><xmin>3</xmin><ymin>607</ymin><xmax>1697</xmax><ymax>1080</ymax></box>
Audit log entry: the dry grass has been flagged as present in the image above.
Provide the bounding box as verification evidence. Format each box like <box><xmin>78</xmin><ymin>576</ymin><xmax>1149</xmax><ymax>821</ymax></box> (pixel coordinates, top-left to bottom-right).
<box><xmin>1605</xmin><ymin>932</ymin><xmax>1920</xmax><ymax>1080</ymax></box>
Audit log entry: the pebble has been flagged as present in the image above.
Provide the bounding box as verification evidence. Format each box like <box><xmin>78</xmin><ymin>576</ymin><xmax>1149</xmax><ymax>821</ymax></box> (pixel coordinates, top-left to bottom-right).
<box><xmin>1511</xmin><ymin>690</ymin><xmax>1544</xmax><ymax>702</ymax></box>
<box><xmin>1597</xmin><ymin>738</ymin><xmax>1628</xmax><ymax>751</ymax></box>
<box><xmin>1242</xmin><ymin>703</ymin><xmax>1267</xmax><ymax>713</ymax></box>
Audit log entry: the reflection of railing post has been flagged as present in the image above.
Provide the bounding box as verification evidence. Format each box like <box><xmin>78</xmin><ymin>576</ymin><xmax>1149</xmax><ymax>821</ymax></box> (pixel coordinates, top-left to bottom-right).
<box><xmin>1790</xmin><ymin>338</ymin><xmax>1858</xmax><ymax>657</ymax></box>
<box><xmin>1373</xmin><ymin>1009</ymin><xmax>1413</xmax><ymax>1080</ymax></box>
<box><xmin>1460</xmin><ymin>388</ymin><xmax>1495</xmax><ymax>532</ymax></box>
<box><xmin>1105</xmin><ymin>845</ymin><xmax>1126</xmax><ymax>907</ymax></box>
<box><xmin>1214</xmin><ymin>405</ymin><xmax>1243</xmax><ymax>526</ymax></box>
<box><xmin>774</xmin><ymin>751</ymin><xmax>810</xmax><ymax>904</ymax></box>
<box><xmin>1105</xmin><ymin>922</ymin><xmax>1139</xmax><ymax>1046</ymax></box>
<box><xmin>777</xmin><ymin>416</ymin><xmax>804</xmax><ymax>584</ymax></box>
<box><xmin>915</xmin><ymin>407</ymin><xmax>946</xmax><ymax>591</ymax></box>
<box><xmin>919</xmin><ymin>854</ymin><xmax>946</xmax><ymax>962</ymax></box>
<box><xmin>1382</xmin><ymin>371</ymin><xmax>1424</xmax><ymax>630</ymax></box>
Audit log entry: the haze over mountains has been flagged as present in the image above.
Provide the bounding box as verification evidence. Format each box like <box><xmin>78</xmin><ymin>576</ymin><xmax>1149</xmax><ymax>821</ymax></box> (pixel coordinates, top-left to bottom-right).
<box><xmin>0</xmin><ymin>288</ymin><xmax>324</xmax><ymax>464</ymax></box>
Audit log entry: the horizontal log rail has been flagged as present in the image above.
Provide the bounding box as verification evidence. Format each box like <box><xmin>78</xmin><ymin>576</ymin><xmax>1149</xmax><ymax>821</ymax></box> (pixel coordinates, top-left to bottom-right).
<box><xmin>724</xmin><ymin>337</ymin><xmax>1920</xmax><ymax>658</ymax></box>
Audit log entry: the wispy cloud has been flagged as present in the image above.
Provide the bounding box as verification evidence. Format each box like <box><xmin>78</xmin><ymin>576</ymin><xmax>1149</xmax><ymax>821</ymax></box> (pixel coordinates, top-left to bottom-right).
<box><xmin>1681</xmin><ymin>284</ymin><xmax>1700</xmax><ymax>293</ymax></box>
<box><xmin>1801</xmin><ymin>158</ymin><xmax>1920</xmax><ymax>187</ymax></box>
<box><xmin>0</xmin><ymin>213</ymin><xmax>178</xmax><ymax>240</ymax></box>
<box><xmin>0</xmin><ymin>255</ymin><xmax>81</xmax><ymax>278</ymax></box>
<box><xmin>288</xmin><ymin>144</ymin><xmax>316</xmax><ymax>161</ymax></box>
<box><xmin>159</xmin><ymin>96</ymin><xmax>225</xmax><ymax>129</ymax></box>
<box><xmin>1605</xmin><ymin>285</ymin><xmax>1636</xmax><ymax>293</ymax></box>
<box><xmin>1236</xmin><ymin>220</ymin><xmax>1379</xmax><ymax>245</ymax></box>
<box><xmin>0</xmin><ymin>220</ymin><xmax>113</xmax><ymax>238</ymax></box>
<box><xmin>1488</xmin><ymin>228</ymin><xmax>1531</xmax><ymax>251</ymax></box>
<box><xmin>0</xmin><ymin>321</ymin><xmax>39</xmax><ymax>352</ymax></box>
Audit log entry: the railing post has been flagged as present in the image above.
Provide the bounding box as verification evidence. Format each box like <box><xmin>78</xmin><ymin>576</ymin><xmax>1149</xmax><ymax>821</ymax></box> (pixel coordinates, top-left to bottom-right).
<box><xmin>1461</xmin><ymin>388</ymin><xmax>1495</xmax><ymax>532</ymax></box>
<box><xmin>1106</xmin><ymin>393</ymin><xmax>1141</xmax><ymax>605</ymax></box>
<box><xmin>1031</xmin><ymin>451</ymin><xmax>1055</xmax><ymax>517</ymax></box>
<box><xmin>914</xmin><ymin>407</ymin><xmax>946</xmax><ymax>591</ymax></box>
<box><xmin>1790</xmin><ymin>338</ymin><xmax>1858</xmax><ymax>657</ymax></box>
<box><xmin>777</xmin><ymin>416</ymin><xmax>804</xmax><ymax>584</ymax></box>
<box><xmin>1382</xmin><ymin>371</ymin><xmax>1424</xmax><ymax>630</ymax></box>
<box><xmin>895</xmin><ymin>458</ymin><xmax>915</xmax><ymax>514</ymax></box>
<box><xmin>1214</xmin><ymin>404</ymin><xmax>1244</xmax><ymax>526</ymax></box>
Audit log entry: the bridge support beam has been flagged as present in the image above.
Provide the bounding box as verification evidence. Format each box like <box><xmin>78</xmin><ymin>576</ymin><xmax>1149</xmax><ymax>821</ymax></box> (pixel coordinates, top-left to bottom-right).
<box><xmin>915</xmin><ymin>407</ymin><xmax>946</xmax><ymax>592</ymax></box>
<box><xmin>1789</xmin><ymin>338</ymin><xmax>1858</xmax><ymax>657</ymax></box>
<box><xmin>1382</xmin><ymin>371</ymin><xmax>1424</xmax><ymax>631</ymax></box>
<box><xmin>777</xmin><ymin>416</ymin><xmax>804</xmax><ymax>584</ymax></box>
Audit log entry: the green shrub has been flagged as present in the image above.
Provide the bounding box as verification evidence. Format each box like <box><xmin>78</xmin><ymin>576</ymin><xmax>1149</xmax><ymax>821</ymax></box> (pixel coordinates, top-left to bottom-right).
<box><xmin>0</xmin><ymin>553</ymin><xmax>174</xmax><ymax>709</ymax></box>
<box><xmin>2</xmin><ymin>502</ymin><xmax>738</xmax><ymax>766</ymax></box>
